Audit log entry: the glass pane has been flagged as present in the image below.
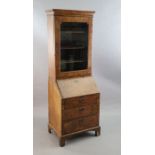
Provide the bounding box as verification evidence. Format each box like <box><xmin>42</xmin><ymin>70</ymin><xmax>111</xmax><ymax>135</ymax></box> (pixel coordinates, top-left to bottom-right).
<box><xmin>60</xmin><ymin>22</ymin><xmax>88</xmax><ymax>72</ymax></box>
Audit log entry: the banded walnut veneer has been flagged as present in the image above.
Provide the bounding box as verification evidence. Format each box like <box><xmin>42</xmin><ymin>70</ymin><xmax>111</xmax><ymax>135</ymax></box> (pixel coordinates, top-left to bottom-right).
<box><xmin>46</xmin><ymin>9</ymin><xmax>101</xmax><ymax>147</ymax></box>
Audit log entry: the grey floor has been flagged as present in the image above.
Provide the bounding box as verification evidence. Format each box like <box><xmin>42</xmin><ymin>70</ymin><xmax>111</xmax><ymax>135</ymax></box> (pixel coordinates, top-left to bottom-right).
<box><xmin>33</xmin><ymin>77</ymin><xmax>121</xmax><ymax>155</ymax></box>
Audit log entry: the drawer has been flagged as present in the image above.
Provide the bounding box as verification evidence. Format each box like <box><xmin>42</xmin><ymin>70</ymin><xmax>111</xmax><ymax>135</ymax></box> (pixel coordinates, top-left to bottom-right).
<box><xmin>63</xmin><ymin>115</ymin><xmax>99</xmax><ymax>134</ymax></box>
<box><xmin>62</xmin><ymin>103</ymin><xmax>99</xmax><ymax>121</ymax></box>
<box><xmin>63</xmin><ymin>94</ymin><xmax>99</xmax><ymax>109</ymax></box>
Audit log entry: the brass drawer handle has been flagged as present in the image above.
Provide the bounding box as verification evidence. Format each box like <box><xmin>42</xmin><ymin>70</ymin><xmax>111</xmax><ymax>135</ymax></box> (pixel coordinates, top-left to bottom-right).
<box><xmin>79</xmin><ymin>107</ymin><xmax>85</xmax><ymax>112</ymax></box>
<box><xmin>79</xmin><ymin>97</ymin><xmax>85</xmax><ymax>102</ymax></box>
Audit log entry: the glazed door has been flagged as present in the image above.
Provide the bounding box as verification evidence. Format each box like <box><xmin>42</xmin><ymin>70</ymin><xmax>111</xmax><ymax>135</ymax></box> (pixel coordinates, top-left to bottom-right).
<box><xmin>55</xmin><ymin>16</ymin><xmax>92</xmax><ymax>79</ymax></box>
<box><xmin>60</xmin><ymin>22</ymin><xmax>88</xmax><ymax>72</ymax></box>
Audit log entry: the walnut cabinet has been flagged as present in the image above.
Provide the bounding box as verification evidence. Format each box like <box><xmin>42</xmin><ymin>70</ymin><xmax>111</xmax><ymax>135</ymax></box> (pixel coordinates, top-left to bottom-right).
<box><xmin>46</xmin><ymin>9</ymin><xmax>101</xmax><ymax>146</ymax></box>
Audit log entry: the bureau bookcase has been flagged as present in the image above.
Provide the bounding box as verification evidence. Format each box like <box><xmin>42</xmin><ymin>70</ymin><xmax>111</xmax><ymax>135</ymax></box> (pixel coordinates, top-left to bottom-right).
<box><xmin>46</xmin><ymin>9</ymin><xmax>101</xmax><ymax>146</ymax></box>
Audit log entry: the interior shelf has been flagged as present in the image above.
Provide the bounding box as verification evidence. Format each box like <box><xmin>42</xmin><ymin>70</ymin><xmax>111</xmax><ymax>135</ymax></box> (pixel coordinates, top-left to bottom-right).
<box><xmin>61</xmin><ymin>46</ymin><xmax>85</xmax><ymax>50</ymax></box>
<box><xmin>61</xmin><ymin>31</ymin><xmax>85</xmax><ymax>34</ymax></box>
<box><xmin>61</xmin><ymin>60</ymin><xmax>85</xmax><ymax>64</ymax></box>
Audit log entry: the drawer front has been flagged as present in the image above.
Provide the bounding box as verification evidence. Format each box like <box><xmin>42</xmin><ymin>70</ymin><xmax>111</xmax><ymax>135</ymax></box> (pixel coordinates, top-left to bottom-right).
<box><xmin>63</xmin><ymin>115</ymin><xmax>99</xmax><ymax>134</ymax></box>
<box><xmin>63</xmin><ymin>103</ymin><xmax>99</xmax><ymax>121</ymax></box>
<box><xmin>63</xmin><ymin>94</ymin><xmax>99</xmax><ymax>109</ymax></box>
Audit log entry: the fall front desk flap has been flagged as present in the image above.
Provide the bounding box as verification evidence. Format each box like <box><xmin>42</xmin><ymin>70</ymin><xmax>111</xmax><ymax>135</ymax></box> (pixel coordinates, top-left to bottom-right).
<box><xmin>57</xmin><ymin>76</ymin><xmax>99</xmax><ymax>99</ymax></box>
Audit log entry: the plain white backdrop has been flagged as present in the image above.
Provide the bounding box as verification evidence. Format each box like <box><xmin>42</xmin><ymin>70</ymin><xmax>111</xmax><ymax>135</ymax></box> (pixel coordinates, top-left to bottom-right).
<box><xmin>0</xmin><ymin>0</ymin><xmax>155</xmax><ymax>155</ymax></box>
<box><xmin>33</xmin><ymin>0</ymin><xmax>121</xmax><ymax>154</ymax></box>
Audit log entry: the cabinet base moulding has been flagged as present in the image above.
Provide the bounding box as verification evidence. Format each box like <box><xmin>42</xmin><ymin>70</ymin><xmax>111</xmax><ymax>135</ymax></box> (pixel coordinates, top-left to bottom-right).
<box><xmin>48</xmin><ymin>124</ymin><xmax>101</xmax><ymax>147</ymax></box>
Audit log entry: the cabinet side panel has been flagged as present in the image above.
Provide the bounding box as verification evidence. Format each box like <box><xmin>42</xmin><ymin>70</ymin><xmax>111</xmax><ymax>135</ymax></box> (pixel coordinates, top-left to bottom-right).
<box><xmin>48</xmin><ymin>81</ymin><xmax>62</xmax><ymax>136</ymax></box>
<box><xmin>47</xmin><ymin>14</ymin><xmax>62</xmax><ymax>135</ymax></box>
<box><xmin>51</xmin><ymin>82</ymin><xmax>62</xmax><ymax>136</ymax></box>
<box><xmin>47</xmin><ymin>14</ymin><xmax>55</xmax><ymax>129</ymax></box>
<box><xmin>47</xmin><ymin>14</ymin><xmax>55</xmax><ymax>81</ymax></box>
<box><xmin>48</xmin><ymin>80</ymin><xmax>53</xmax><ymax>127</ymax></box>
